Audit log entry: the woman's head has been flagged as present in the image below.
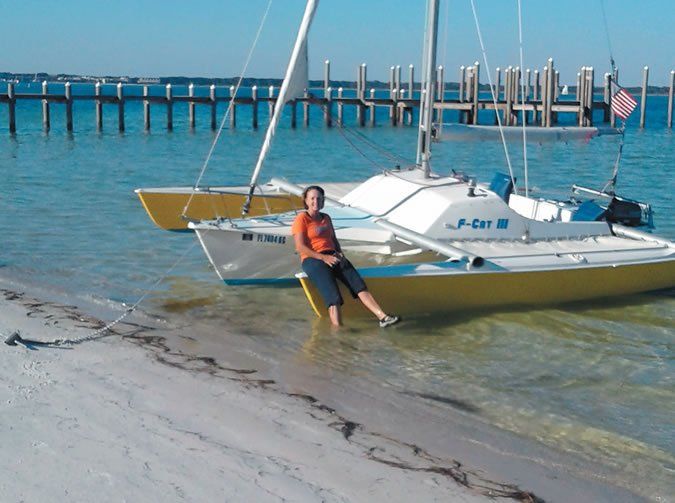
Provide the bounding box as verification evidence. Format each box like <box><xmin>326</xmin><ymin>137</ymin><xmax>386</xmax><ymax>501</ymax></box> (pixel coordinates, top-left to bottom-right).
<box><xmin>302</xmin><ymin>185</ymin><xmax>325</xmax><ymax>210</ymax></box>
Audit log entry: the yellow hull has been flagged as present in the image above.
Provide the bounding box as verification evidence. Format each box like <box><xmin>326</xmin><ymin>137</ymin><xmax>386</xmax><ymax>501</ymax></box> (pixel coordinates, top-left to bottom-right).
<box><xmin>299</xmin><ymin>260</ymin><xmax>675</xmax><ymax>318</ymax></box>
<box><xmin>136</xmin><ymin>191</ymin><xmax>303</xmax><ymax>231</ymax></box>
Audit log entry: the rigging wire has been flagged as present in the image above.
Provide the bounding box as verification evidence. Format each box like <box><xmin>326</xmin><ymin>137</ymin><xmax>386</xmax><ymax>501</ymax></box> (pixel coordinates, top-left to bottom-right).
<box><xmin>321</xmin><ymin>99</ymin><xmax>413</xmax><ymax>172</ymax></box>
<box><xmin>468</xmin><ymin>0</ymin><xmax>516</xmax><ymax>191</ymax></box>
<box><xmin>599</xmin><ymin>0</ymin><xmax>626</xmax><ymax>194</ymax></box>
<box><xmin>599</xmin><ymin>0</ymin><xmax>616</xmax><ymax>74</ymax></box>
<box><xmin>436</xmin><ymin>0</ymin><xmax>451</xmax><ymax>136</ymax></box>
<box><xmin>516</xmin><ymin>0</ymin><xmax>529</xmax><ymax>197</ymax></box>
<box><xmin>180</xmin><ymin>0</ymin><xmax>275</xmax><ymax>219</ymax></box>
<box><xmin>338</xmin><ymin>121</ymin><xmax>411</xmax><ymax>165</ymax></box>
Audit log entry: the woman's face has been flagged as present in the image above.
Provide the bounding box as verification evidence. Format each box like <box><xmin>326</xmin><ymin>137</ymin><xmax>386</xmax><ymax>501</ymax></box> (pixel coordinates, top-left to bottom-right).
<box><xmin>305</xmin><ymin>189</ymin><xmax>324</xmax><ymax>213</ymax></box>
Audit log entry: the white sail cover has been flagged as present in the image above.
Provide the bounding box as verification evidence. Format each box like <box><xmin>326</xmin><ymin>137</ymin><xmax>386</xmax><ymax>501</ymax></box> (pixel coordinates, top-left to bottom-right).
<box><xmin>246</xmin><ymin>0</ymin><xmax>318</xmax><ymax>200</ymax></box>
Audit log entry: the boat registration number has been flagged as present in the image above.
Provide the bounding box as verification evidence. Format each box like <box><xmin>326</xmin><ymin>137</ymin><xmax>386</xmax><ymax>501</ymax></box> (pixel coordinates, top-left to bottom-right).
<box><xmin>242</xmin><ymin>233</ymin><xmax>287</xmax><ymax>245</ymax></box>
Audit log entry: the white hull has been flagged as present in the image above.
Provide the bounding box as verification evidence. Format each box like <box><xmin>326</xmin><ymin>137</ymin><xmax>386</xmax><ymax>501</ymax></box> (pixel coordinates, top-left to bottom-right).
<box><xmin>193</xmin><ymin>225</ymin><xmax>299</xmax><ymax>285</ymax></box>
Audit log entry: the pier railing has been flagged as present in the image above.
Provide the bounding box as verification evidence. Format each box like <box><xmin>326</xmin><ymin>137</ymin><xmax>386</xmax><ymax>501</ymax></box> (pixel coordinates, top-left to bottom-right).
<box><xmin>1</xmin><ymin>59</ymin><xmax>673</xmax><ymax>133</ymax></box>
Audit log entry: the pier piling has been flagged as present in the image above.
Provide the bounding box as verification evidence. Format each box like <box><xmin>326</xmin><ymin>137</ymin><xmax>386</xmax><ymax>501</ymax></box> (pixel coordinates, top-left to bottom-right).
<box><xmin>587</xmin><ymin>67</ymin><xmax>594</xmax><ymax>127</ymax></box>
<box><xmin>388</xmin><ymin>66</ymin><xmax>395</xmax><ymax>124</ymax></box>
<box><xmin>436</xmin><ymin>65</ymin><xmax>444</xmax><ymax>125</ymax></box>
<box><xmin>668</xmin><ymin>70</ymin><xmax>674</xmax><ymax>128</ymax></box>
<box><xmin>323</xmin><ymin>61</ymin><xmax>332</xmax><ymax>127</ymax></box>
<box><xmin>188</xmin><ymin>83</ymin><xmax>196</xmax><ymax>129</ymax></box>
<box><xmin>514</xmin><ymin>66</ymin><xmax>521</xmax><ymax>124</ymax></box>
<box><xmin>545</xmin><ymin>59</ymin><xmax>554</xmax><ymax>127</ymax></box>
<box><xmin>210</xmin><ymin>84</ymin><xmax>216</xmax><ymax>130</ymax></box>
<box><xmin>471</xmin><ymin>62</ymin><xmax>480</xmax><ymax>125</ymax></box>
<box><xmin>65</xmin><ymin>82</ymin><xmax>73</xmax><ymax>131</ymax></box>
<box><xmin>228</xmin><ymin>85</ymin><xmax>235</xmax><ymax>129</ymax></box>
<box><xmin>290</xmin><ymin>99</ymin><xmax>297</xmax><ymax>129</ymax></box>
<box><xmin>268</xmin><ymin>86</ymin><xmax>275</xmax><ymax>119</ymax></box>
<box><xmin>532</xmin><ymin>69</ymin><xmax>539</xmax><ymax>124</ymax></box>
<box><xmin>494</xmin><ymin>67</ymin><xmax>501</xmax><ymax>101</ymax></box>
<box><xmin>525</xmin><ymin>69</ymin><xmax>531</xmax><ymax>102</ymax></box>
<box><xmin>505</xmin><ymin>67</ymin><xmax>513</xmax><ymax>126</ymax></box>
<box><xmin>325</xmin><ymin>87</ymin><xmax>333</xmax><ymax>127</ymax></box>
<box><xmin>42</xmin><ymin>81</ymin><xmax>50</xmax><ymax>131</ymax></box>
<box><xmin>166</xmin><ymin>84</ymin><xmax>173</xmax><ymax>131</ymax></box>
<box><xmin>323</xmin><ymin>60</ymin><xmax>330</xmax><ymax>95</ymax></box>
<box><xmin>357</xmin><ymin>64</ymin><xmax>366</xmax><ymax>127</ymax></box>
<box><xmin>252</xmin><ymin>85</ymin><xmax>259</xmax><ymax>129</ymax></box>
<box><xmin>640</xmin><ymin>66</ymin><xmax>648</xmax><ymax>128</ymax></box>
<box><xmin>143</xmin><ymin>85</ymin><xmax>151</xmax><ymax>130</ymax></box>
<box><xmin>117</xmin><ymin>82</ymin><xmax>125</xmax><ymax>132</ymax></box>
<box><xmin>7</xmin><ymin>83</ymin><xmax>16</xmax><ymax>133</ymax></box>
<box><xmin>395</xmin><ymin>65</ymin><xmax>402</xmax><ymax>125</ymax></box>
<box><xmin>95</xmin><ymin>82</ymin><xmax>102</xmax><ymax>131</ymax></box>
<box><xmin>337</xmin><ymin>87</ymin><xmax>344</xmax><ymax>126</ymax></box>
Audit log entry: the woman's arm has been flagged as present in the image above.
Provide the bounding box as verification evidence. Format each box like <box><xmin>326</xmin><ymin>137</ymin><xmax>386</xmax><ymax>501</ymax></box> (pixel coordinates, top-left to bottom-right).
<box><xmin>293</xmin><ymin>232</ymin><xmax>340</xmax><ymax>266</ymax></box>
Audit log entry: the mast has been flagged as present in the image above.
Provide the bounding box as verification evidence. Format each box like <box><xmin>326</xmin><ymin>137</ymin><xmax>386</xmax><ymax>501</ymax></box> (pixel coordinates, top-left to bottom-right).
<box><xmin>416</xmin><ymin>0</ymin><xmax>440</xmax><ymax>178</ymax></box>
<box><xmin>242</xmin><ymin>0</ymin><xmax>319</xmax><ymax>215</ymax></box>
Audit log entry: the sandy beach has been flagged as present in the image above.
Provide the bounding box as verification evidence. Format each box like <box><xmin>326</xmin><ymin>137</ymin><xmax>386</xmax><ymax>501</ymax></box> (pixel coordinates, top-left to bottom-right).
<box><xmin>0</xmin><ymin>277</ymin><xmax>649</xmax><ymax>502</ymax></box>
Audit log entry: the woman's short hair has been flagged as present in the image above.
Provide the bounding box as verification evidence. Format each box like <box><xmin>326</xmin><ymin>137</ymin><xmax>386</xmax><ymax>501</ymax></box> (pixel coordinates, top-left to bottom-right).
<box><xmin>302</xmin><ymin>185</ymin><xmax>325</xmax><ymax>209</ymax></box>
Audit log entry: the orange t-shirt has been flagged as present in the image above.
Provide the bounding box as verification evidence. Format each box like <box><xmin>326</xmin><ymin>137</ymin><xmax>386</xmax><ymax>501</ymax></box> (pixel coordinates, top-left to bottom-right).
<box><xmin>291</xmin><ymin>212</ymin><xmax>336</xmax><ymax>261</ymax></box>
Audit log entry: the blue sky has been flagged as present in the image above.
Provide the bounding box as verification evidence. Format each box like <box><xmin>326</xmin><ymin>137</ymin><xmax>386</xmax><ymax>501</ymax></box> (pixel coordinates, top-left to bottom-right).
<box><xmin>2</xmin><ymin>0</ymin><xmax>673</xmax><ymax>85</ymax></box>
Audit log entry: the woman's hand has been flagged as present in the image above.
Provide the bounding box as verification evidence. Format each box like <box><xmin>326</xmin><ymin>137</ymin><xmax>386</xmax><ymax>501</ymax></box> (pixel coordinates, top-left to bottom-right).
<box><xmin>322</xmin><ymin>254</ymin><xmax>340</xmax><ymax>267</ymax></box>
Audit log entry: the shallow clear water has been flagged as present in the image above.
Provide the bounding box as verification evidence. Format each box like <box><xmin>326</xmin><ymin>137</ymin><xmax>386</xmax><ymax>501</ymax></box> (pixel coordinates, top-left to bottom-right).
<box><xmin>1</xmin><ymin>85</ymin><xmax>673</xmax><ymax>499</ymax></box>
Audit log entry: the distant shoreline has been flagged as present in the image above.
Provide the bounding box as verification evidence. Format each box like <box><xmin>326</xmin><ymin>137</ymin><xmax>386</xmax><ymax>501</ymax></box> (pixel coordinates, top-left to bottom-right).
<box><xmin>1</xmin><ymin>71</ymin><xmax>671</xmax><ymax>95</ymax></box>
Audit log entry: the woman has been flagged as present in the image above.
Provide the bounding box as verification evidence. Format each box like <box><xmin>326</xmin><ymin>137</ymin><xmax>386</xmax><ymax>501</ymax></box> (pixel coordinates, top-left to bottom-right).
<box><xmin>292</xmin><ymin>185</ymin><xmax>400</xmax><ymax>328</ymax></box>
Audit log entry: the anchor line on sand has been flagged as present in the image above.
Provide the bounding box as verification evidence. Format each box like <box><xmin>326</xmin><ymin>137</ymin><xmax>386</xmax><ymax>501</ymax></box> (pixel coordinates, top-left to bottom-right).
<box><xmin>3</xmin><ymin>241</ymin><xmax>198</xmax><ymax>348</ymax></box>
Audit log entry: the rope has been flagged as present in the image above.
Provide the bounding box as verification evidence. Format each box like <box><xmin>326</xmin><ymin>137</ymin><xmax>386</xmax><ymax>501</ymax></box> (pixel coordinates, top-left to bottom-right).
<box><xmin>5</xmin><ymin>241</ymin><xmax>198</xmax><ymax>347</ymax></box>
<box><xmin>180</xmin><ymin>0</ymin><xmax>275</xmax><ymax>219</ymax></box>
<box><xmin>516</xmin><ymin>0</ymin><xmax>529</xmax><ymax>197</ymax></box>
<box><xmin>601</xmin><ymin>126</ymin><xmax>625</xmax><ymax>194</ymax></box>
<box><xmin>468</xmin><ymin>0</ymin><xmax>517</xmax><ymax>191</ymax></box>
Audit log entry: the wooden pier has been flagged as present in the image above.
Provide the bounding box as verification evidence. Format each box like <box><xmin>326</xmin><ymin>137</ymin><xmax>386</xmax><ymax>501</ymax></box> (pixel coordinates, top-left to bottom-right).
<box><xmin>1</xmin><ymin>59</ymin><xmax>673</xmax><ymax>133</ymax></box>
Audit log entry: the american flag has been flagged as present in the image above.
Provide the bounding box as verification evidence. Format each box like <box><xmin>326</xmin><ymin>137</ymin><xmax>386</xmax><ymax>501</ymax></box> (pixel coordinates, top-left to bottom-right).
<box><xmin>611</xmin><ymin>84</ymin><xmax>638</xmax><ymax>120</ymax></box>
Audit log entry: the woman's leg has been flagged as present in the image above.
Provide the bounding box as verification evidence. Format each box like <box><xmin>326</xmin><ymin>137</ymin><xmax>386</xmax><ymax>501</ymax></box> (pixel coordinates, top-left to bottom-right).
<box><xmin>301</xmin><ymin>258</ymin><xmax>343</xmax><ymax>326</ymax></box>
<box><xmin>356</xmin><ymin>291</ymin><xmax>386</xmax><ymax>320</ymax></box>
<box><xmin>333</xmin><ymin>259</ymin><xmax>388</xmax><ymax>321</ymax></box>
<box><xmin>328</xmin><ymin>304</ymin><xmax>342</xmax><ymax>327</ymax></box>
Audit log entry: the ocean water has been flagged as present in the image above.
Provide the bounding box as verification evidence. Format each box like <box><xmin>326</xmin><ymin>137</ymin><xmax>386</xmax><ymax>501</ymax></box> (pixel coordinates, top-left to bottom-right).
<box><xmin>1</xmin><ymin>84</ymin><xmax>673</xmax><ymax>499</ymax></box>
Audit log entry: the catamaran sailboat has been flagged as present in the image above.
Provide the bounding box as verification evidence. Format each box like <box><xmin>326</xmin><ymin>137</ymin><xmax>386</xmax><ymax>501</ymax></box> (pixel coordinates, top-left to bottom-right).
<box><xmin>188</xmin><ymin>0</ymin><xmax>674</xmax><ymax>317</ymax></box>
